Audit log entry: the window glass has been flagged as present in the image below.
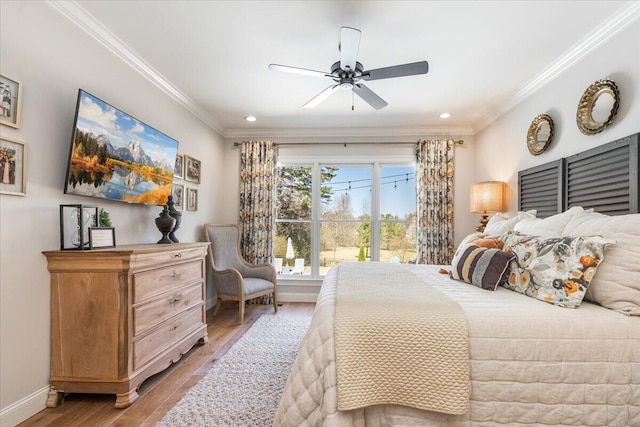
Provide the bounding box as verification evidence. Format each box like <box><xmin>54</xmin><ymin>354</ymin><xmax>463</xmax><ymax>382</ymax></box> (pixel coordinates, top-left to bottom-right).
<box><xmin>379</xmin><ymin>222</ymin><xmax>416</xmax><ymax>263</ymax></box>
<box><xmin>319</xmin><ymin>220</ymin><xmax>370</xmax><ymax>274</ymax></box>
<box><xmin>380</xmin><ymin>165</ymin><xmax>417</xmax><ymax>263</ymax></box>
<box><xmin>320</xmin><ymin>166</ymin><xmax>372</xmax><ymax>219</ymax></box>
<box><xmin>276</xmin><ymin>166</ymin><xmax>312</xmax><ymax>220</ymax></box>
<box><xmin>275</xmin><ymin>221</ymin><xmax>310</xmax><ymax>275</ymax></box>
<box><xmin>380</xmin><ymin>165</ymin><xmax>415</xmax><ymax>221</ymax></box>
<box><xmin>275</xmin><ymin>163</ymin><xmax>416</xmax><ymax>278</ymax></box>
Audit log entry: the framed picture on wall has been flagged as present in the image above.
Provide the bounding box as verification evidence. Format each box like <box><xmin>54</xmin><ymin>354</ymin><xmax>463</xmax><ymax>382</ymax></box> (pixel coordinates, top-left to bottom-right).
<box><xmin>0</xmin><ymin>136</ymin><xmax>27</xmax><ymax>196</ymax></box>
<box><xmin>0</xmin><ymin>74</ymin><xmax>23</xmax><ymax>129</ymax></box>
<box><xmin>172</xmin><ymin>183</ymin><xmax>185</xmax><ymax>211</ymax></box>
<box><xmin>187</xmin><ymin>187</ymin><xmax>198</xmax><ymax>211</ymax></box>
<box><xmin>174</xmin><ymin>153</ymin><xmax>184</xmax><ymax>179</ymax></box>
<box><xmin>185</xmin><ymin>156</ymin><xmax>201</xmax><ymax>184</ymax></box>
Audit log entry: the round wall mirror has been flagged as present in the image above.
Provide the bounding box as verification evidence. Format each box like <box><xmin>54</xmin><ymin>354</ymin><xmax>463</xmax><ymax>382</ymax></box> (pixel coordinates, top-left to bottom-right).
<box><xmin>576</xmin><ymin>78</ymin><xmax>620</xmax><ymax>135</ymax></box>
<box><xmin>527</xmin><ymin>114</ymin><xmax>555</xmax><ymax>156</ymax></box>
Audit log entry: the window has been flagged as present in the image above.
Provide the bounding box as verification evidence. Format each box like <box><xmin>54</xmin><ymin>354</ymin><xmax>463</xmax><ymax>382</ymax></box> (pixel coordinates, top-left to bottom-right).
<box><xmin>275</xmin><ymin>163</ymin><xmax>416</xmax><ymax>278</ymax></box>
<box><xmin>379</xmin><ymin>166</ymin><xmax>416</xmax><ymax>263</ymax></box>
<box><xmin>275</xmin><ymin>166</ymin><xmax>312</xmax><ymax>274</ymax></box>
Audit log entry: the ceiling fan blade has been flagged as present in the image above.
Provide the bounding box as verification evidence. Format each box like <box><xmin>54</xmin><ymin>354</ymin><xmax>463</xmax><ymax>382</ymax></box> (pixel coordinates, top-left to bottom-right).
<box><xmin>303</xmin><ymin>84</ymin><xmax>341</xmax><ymax>108</ymax></box>
<box><xmin>362</xmin><ymin>61</ymin><xmax>429</xmax><ymax>81</ymax></box>
<box><xmin>268</xmin><ymin>64</ymin><xmax>330</xmax><ymax>78</ymax></box>
<box><xmin>353</xmin><ymin>83</ymin><xmax>388</xmax><ymax>110</ymax></box>
<box><xmin>339</xmin><ymin>26</ymin><xmax>361</xmax><ymax>72</ymax></box>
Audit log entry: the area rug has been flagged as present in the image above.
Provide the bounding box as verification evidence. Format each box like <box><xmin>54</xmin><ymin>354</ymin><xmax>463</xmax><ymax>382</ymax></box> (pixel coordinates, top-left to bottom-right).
<box><xmin>157</xmin><ymin>314</ymin><xmax>312</xmax><ymax>427</ymax></box>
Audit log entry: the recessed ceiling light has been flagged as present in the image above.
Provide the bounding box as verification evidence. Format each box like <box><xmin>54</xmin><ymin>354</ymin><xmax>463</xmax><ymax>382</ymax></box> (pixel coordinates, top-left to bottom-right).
<box><xmin>244</xmin><ymin>116</ymin><xmax>257</xmax><ymax>122</ymax></box>
<box><xmin>440</xmin><ymin>113</ymin><xmax>451</xmax><ymax>119</ymax></box>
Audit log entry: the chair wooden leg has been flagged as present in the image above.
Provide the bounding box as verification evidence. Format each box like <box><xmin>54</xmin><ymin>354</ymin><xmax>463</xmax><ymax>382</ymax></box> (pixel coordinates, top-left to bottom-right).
<box><xmin>212</xmin><ymin>298</ymin><xmax>222</xmax><ymax>316</ymax></box>
<box><xmin>273</xmin><ymin>292</ymin><xmax>278</xmax><ymax>313</ymax></box>
<box><xmin>239</xmin><ymin>301</ymin><xmax>245</xmax><ymax>324</ymax></box>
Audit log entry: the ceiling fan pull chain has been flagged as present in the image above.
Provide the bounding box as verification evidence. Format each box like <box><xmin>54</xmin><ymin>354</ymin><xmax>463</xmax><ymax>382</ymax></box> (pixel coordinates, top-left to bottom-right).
<box><xmin>352</xmin><ymin>90</ymin><xmax>355</xmax><ymax>111</ymax></box>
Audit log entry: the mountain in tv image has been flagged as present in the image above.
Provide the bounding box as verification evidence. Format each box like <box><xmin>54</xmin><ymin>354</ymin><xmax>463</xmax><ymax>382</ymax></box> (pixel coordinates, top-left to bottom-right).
<box><xmin>65</xmin><ymin>91</ymin><xmax>179</xmax><ymax>206</ymax></box>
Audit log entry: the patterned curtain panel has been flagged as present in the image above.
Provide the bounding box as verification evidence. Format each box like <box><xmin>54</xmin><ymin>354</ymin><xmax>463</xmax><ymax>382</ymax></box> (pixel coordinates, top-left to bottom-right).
<box><xmin>239</xmin><ymin>140</ymin><xmax>276</xmax><ymax>264</ymax></box>
<box><xmin>415</xmin><ymin>139</ymin><xmax>455</xmax><ymax>265</ymax></box>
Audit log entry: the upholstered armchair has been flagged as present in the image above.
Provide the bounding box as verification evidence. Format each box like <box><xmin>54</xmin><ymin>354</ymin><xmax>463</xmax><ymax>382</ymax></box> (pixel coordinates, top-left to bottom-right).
<box><xmin>204</xmin><ymin>224</ymin><xmax>277</xmax><ymax>324</ymax></box>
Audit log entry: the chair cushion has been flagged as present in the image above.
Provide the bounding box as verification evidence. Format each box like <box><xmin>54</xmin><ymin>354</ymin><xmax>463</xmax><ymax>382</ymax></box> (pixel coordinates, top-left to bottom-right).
<box><xmin>243</xmin><ymin>278</ymin><xmax>275</xmax><ymax>296</ymax></box>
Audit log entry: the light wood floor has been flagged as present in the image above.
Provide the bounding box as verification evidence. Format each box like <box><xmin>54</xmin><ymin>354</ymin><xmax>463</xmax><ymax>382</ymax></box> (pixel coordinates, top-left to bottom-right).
<box><xmin>19</xmin><ymin>302</ymin><xmax>315</xmax><ymax>427</ymax></box>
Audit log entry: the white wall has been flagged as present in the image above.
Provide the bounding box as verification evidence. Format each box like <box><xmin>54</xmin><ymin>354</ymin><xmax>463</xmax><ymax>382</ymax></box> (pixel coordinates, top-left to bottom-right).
<box><xmin>0</xmin><ymin>3</ymin><xmax>225</xmax><ymax>425</ymax></box>
<box><xmin>475</xmin><ymin>21</ymin><xmax>640</xmax><ymax>211</ymax></box>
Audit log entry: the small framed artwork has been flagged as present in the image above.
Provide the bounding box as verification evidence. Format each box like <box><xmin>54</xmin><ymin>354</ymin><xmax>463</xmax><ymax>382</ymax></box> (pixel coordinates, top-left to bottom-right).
<box><xmin>174</xmin><ymin>153</ymin><xmax>184</xmax><ymax>179</ymax></box>
<box><xmin>0</xmin><ymin>74</ymin><xmax>23</xmax><ymax>129</ymax></box>
<box><xmin>172</xmin><ymin>183</ymin><xmax>185</xmax><ymax>211</ymax></box>
<box><xmin>88</xmin><ymin>227</ymin><xmax>116</xmax><ymax>249</ymax></box>
<box><xmin>185</xmin><ymin>155</ymin><xmax>201</xmax><ymax>184</ymax></box>
<box><xmin>0</xmin><ymin>136</ymin><xmax>27</xmax><ymax>196</ymax></box>
<box><xmin>187</xmin><ymin>187</ymin><xmax>198</xmax><ymax>211</ymax></box>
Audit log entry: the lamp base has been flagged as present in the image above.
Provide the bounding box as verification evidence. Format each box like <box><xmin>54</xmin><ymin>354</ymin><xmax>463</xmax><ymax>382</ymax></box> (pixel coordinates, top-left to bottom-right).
<box><xmin>475</xmin><ymin>212</ymin><xmax>489</xmax><ymax>233</ymax></box>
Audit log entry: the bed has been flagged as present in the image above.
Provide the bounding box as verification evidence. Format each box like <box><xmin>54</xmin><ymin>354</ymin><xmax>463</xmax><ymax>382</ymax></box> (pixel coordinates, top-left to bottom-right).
<box><xmin>274</xmin><ymin>134</ymin><xmax>640</xmax><ymax>427</ymax></box>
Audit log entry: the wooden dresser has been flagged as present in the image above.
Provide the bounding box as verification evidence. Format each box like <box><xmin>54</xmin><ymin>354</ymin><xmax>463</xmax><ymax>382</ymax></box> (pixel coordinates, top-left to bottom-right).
<box><xmin>42</xmin><ymin>242</ymin><xmax>210</xmax><ymax>408</ymax></box>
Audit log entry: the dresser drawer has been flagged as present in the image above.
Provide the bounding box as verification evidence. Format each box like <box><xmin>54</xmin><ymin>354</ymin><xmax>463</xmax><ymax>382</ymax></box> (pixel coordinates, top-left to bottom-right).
<box><xmin>130</xmin><ymin>246</ymin><xmax>207</xmax><ymax>270</ymax></box>
<box><xmin>133</xmin><ymin>304</ymin><xmax>204</xmax><ymax>370</ymax></box>
<box><xmin>133</xmin><ymin>283</ymin><xmax>203</xmax><ymax>336</ymax></box>
<box><xmin>133</xmin><ymin>260</ymin><xmax>202</xmax><ymax>303</ymax></box>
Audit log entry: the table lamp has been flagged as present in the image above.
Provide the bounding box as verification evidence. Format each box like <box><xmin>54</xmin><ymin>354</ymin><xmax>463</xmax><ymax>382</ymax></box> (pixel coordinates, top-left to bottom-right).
<box><xmin>470</xmin><ymin>181</ymin><xmax>506</xmax><ymax>232</ymax></box>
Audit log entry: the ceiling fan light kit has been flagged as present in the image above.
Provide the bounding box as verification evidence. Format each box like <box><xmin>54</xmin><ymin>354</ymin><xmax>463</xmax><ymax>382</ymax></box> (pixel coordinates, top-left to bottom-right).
<box><xmin>269</xmin><ymin>26</ymin><xmax>429</xmax><ymax>110</ymax></box>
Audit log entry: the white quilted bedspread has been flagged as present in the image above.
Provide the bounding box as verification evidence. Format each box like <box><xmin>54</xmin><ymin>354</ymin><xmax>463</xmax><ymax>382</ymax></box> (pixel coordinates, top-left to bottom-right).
<box><xmin>274</xmin><ymin>263</ymin><xmax>640</xmax><ymax>427</ymax></box>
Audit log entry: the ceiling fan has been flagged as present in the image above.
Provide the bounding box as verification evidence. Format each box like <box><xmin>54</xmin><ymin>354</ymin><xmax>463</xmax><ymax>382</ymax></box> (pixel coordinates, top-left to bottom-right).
<box><xmin>269</xmin><ymin>26</ymin><xmax>429</xmax><ymax>110</ymax></box>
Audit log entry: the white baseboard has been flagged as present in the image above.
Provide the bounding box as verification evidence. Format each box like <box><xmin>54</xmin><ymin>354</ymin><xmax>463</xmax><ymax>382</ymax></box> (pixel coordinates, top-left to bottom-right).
<box><xmin>278</xmin><ymin>292</ymin><xmax>318</xmax><ymax>303</ymax></box>
<box><xmin>0</xmin><ymin>386</ymin><xmax>49</xmax><ymax>427</ymax></box>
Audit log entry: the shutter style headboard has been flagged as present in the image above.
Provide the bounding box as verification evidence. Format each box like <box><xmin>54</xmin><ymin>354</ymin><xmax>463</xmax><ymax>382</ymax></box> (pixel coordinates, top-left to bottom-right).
<box><xmin>565</xmin><ymin>134</ymin><xmax>638</xmax><ymax>215</ymax></box>
<box><xmin>518</xmin><ymin>160</ymin><xmax>563</xmax><ymax>218</ymax></box>
<box><xmin>518</xmin><ymin>132</ymin><xmax>639</xmax><ymax>217</ymax></box>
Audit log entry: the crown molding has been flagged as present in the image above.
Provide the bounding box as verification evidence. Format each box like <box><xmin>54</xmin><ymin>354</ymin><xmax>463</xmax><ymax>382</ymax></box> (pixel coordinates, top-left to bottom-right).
<box><xmin>224</xmin><ymin>125</ymin><xmax>475</xmax><ymax>140</ymax></box>
<box><xmin>46</xmin><ymin>0</ymin><xmax>226</xmax><ymax>135</ymax></box>
<box><xmin>48</xmin><ymin>0</ymin><xmax>639</xmax><ymax>139</ymax></box>
<box><xmin>473</xmin><ymin>0</ymin><xmax>640</xmax><ymax>134</ymax></box>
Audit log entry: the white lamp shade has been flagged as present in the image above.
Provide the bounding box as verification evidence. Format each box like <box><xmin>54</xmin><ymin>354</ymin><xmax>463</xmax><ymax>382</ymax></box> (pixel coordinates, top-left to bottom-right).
<box><xmin>470</xmin><ymin>181</ymin><xmax>506</xmax><ymax>213</ymax></box>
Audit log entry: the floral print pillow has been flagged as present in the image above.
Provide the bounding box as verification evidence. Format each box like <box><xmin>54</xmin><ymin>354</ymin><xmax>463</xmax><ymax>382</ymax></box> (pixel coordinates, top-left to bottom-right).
<box><xmin>500</xmin><ymin>234</ymin><xmax>612</xmax><ymax>309</ymax></box>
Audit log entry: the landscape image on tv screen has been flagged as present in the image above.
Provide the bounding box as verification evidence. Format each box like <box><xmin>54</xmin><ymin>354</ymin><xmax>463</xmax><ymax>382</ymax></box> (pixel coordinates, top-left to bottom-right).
<box><xmin>64</xmin><ymin>90</ymin><xmax>179</xmax><ymax>206</ymax></box>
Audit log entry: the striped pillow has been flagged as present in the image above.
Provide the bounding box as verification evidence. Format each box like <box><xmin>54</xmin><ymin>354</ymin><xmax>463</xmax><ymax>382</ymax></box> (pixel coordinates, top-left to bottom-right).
<box><xmin>450</xmin><ymin>243</ymin><xmax>515</xmax><ymax>291</ymax></box>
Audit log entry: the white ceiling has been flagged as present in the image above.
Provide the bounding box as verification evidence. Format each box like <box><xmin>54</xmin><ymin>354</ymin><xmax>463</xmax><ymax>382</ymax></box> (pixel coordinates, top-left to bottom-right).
<box><xmin>52</xmin><ymin>1</ymin><xmax>637</xmax><ymax>137</ymax></box>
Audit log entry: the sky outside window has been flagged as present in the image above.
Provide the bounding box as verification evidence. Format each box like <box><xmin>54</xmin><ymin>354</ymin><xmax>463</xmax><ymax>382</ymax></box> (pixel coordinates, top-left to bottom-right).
<box><xmin>322</xmin><ymin>165</ymin><xmax>415</xmax><ymax>219</ymax></box>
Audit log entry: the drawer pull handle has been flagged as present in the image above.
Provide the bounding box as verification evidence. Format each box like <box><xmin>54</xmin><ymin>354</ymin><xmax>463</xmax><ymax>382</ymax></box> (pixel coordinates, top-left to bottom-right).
<box><xmin>174</xmin><ymin>253</ymin><xmax>182</xmax><ymax>258</ymax></box>
<box><xmin>169</xmin><ymin>294</ymin><xmax>182</xmax><ymax>304</ymax></box>
<box><xmin>169</xmin><ymin>325</ymin><xmax>179</xmax><ymax>331</ymax></box>
<box><xmin>171</xmin><ymin>271</ymin><xmax>179</xmax><ymax>278</ymax></box>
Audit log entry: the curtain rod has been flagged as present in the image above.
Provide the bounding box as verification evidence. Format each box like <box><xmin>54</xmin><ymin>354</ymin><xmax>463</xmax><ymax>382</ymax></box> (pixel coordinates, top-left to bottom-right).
<box><xmin>233</xmin><ymin>140</ymin><xmax>464</xmax><ymax>147</ymax></box>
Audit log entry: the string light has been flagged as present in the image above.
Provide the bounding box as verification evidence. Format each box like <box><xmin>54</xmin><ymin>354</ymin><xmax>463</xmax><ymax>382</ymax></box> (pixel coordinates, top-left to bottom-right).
<box><xmin>279</xmin><ymin>171</ymin><xmax>416</xmax><ymax>194</ymax></box>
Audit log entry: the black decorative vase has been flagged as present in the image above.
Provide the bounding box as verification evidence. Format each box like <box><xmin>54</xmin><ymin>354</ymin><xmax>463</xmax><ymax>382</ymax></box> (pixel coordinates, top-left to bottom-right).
<box><xmin>155</xmin><ymin>205</ymin><xmax>176</xmax><ymax>244</ymax></box>
<box><xmin>167</xmin><ymin>195</ymin><xmax>182</xmax><ymax>243</ymax></box>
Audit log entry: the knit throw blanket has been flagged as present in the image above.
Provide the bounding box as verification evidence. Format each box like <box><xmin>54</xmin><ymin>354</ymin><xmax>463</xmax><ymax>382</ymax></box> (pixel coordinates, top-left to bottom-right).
<box><xmin>334</xmin><ymin>262</ymin><xmax>470</xmax><ymax>414</ymax></box>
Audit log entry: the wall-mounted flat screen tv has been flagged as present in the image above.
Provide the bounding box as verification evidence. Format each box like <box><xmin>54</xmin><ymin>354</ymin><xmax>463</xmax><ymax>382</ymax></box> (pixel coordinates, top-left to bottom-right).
<box><xmin>64</xmin><ymin>89</ymin><xmax>179</xmax><ymax>206</ymax></box>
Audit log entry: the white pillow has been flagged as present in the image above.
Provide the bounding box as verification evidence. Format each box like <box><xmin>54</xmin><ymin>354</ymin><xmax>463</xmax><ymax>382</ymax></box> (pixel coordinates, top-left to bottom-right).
<box><xmin>513</xmin><ymin>206</ymin><xmax>593</xmax><ymax>237</ymax></box>
<box><xmin>484</xmin><ymin>210</ymin><xmax>536</xmax><ymax>236</ymax></box>
<box><xmin>563</xmin><ymin>212</ymin><xmax>640</xmax><ymax>316</ymax></box>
